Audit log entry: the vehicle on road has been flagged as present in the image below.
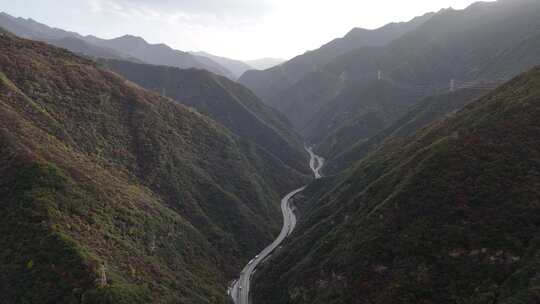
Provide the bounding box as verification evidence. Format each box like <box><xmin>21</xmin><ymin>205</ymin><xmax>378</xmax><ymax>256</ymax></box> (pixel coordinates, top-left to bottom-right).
<box><xmin>230</xmin><ymin>149</ymin><xmax>323</xmax><ymax>304</ymax></box>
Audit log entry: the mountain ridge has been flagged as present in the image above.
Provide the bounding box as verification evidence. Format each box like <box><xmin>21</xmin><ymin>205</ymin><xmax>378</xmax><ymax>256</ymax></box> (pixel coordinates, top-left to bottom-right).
<box><xmin>99</xmin><ymin>58</ymin><xmax>309</xmax><ymax>174</ymax></box>
<box><xmin>253</xmin><ymin>65</ymin><xmax>540</xmax><ymax>304</ymax></box>
<box><xmin>0</xmin><ymin>12</ymin><xmax>236</xmax><ymax>79</ymax></box>
<box><xmin>0</xmin><ymin>31</ymin><xmax>306</xmax><ymax>303</ymax></box>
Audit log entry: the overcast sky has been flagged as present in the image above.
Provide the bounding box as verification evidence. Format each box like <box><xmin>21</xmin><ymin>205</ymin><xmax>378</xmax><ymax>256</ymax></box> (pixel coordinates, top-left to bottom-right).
<box><xmin>2</xmin><ymin>0</ymin><xmax>494</xmax><ymax>60</ymax></box>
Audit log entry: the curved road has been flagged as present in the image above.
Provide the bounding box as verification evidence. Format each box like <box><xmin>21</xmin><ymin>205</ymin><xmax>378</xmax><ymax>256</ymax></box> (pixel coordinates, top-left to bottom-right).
<box><xmin>230</xmin><ymin>147</ymin><xmax>324</xmax><ymax>304</ymax></box>
<box><xmin>307</xmin><ymin>146</ymin><xmax>324</xmax><ymax>179</ymax></box>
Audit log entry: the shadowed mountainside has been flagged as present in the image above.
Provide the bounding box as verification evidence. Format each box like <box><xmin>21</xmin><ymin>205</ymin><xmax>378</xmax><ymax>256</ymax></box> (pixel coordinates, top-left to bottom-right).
<box><xmin>325</xmin><ymin>88</ymin><xmax>488</xmax><ymax>174</ymax></box>
<box><xmin>238</xmin><ymin>13</ymin><xmax>433</xmax><ymax>106</ymax></box>
<box><xmin>0</xmin><ymin>12</ymin><xmax>235</xmax><ymax>79</ymax></box>
<box><xmin>240</xmin><ymin>0</ymin><xmax>540</xmax><ymax>166</ymax></box>
<box><xmin>100</xmin><ymin>59</ymin><xmax>309</xmax><ymax>175</ymax></box>
<box><xmin>253</xmin><ymin>65</ymin><xmax>540</xmax><ymax>304</ymax></box>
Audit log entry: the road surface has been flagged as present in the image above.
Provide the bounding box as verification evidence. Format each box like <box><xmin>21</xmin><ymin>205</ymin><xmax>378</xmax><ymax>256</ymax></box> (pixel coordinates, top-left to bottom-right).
<box><xmin>306</xmin><ymin>146</ymin><xmax>324</xmax><ymax>179</ymax></box>
<box><xmin>230</xmin><ymin>147</ymin><xmax>324</xmax><ymax>304</ymax></box>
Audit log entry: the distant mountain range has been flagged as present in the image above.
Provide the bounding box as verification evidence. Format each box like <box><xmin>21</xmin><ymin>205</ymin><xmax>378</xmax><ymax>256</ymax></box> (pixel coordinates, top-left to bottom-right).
<box><xmin>244</xmin><ymin>57</ymin><xmax>286</xmax><ymax>70</ymax></box>
<box><xmin>189</xmin><ymin>52</ymin><xmax>285</xmax><ymax>79</ymax></box>
<box><xmin>0</xmin><ymin>12</ymin><xmax>283</xmax><ymax>81</ymax></box>
<box><xmin>190</xmin><ymin>51</ymin><xmax>253</xmax><ymax>79</ymax></box>
<box><xmin>238</xmin><ymin>12</ymin><xmax>434</xmax><ymax>106</ymax></box>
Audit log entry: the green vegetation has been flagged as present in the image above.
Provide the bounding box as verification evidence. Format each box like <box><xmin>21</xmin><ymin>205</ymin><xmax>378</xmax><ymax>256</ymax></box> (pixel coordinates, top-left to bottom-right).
<box><xmin>253</xmin><ymin>67</ymin><xmax>540</xmax><ymax>304</ymax></box>
<box><xmin>99</xmin><ymin>59</ymin><xmax>309</xmax><ymax>174</ymax></box>
<box><xmin>241</xmin><ymin>0</ymin><xmax>540</xmax><ymax>164</ymax></box>
<box><xmin>326</xmin><ymin>88</ymin><xmax>487</xmax><ymax>174</ymax></box>
<box><xmin>306</xmin><ymin>80</ymin><xmax>423</xmax><ymax>160</ymax></box>
<box><xmin>0</xmin><ymin>32</ymin><xmax>306</xmax><ymax>303</ymax></box>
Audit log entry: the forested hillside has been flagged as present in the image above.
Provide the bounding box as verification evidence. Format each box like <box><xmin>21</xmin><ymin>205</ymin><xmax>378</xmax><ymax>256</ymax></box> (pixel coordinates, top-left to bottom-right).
<box><xmin>0</xmin><ymin>31</ymin><xmax>306</xmax><ymax>304</ymax></box>
<box><xmin>100</xmin><ymin>59</ymin><xmax>309</xmax><ymax>174</ymax></box>
<box><xmin>253</xmin><ymin>66</ymin><xmax>540</xmax><ymax>304</ymax></box>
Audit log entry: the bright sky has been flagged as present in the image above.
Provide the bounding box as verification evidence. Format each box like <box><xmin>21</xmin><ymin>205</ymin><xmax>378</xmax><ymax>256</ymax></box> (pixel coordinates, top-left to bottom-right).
<box><xmin>1</xmin><ymin>0</ymin><xmax>495</xmax><ymax>60</ymax></box>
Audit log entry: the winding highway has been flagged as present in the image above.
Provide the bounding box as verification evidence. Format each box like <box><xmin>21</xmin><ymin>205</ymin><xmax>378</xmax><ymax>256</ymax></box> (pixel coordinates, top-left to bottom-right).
<box><xmin>229</xmin><ymin>147</ymin><xmax>324</xmax><ymax>304</ymax></box>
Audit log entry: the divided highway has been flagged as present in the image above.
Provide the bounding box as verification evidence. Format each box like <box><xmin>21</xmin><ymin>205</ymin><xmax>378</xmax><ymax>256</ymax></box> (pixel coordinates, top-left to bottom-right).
<box><xmin>230</xmin><ymin>147</ymin><xmax>324</xmax><ymax>304</ymax></box>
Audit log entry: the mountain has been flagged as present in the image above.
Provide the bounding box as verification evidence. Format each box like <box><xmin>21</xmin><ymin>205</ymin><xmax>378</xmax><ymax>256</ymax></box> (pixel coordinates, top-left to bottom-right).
<box><xmin>476</xmin><ymin>30</ymin><xmax>540</xmax><ymax>80</ymax></box>
<box><xmin>0</xmin><ymin>12</ymin><xmax>235</xmax><ymax>79</ymax></box>
<box><xmin>253</xmin><ymin>66</ymin><xmax>540</xmax><ymax>304</ymax></box>
<box><xmin>0</xmin><ymin>31</ymin><xmax>307</xmax><ymax>304</ymax></box>
<box><xmin>191</xmin><ymin>51</ymin><xmax>253</xmax><ymax>79</ymax></box>
<box><xmin>45</xmin><ymin>36</ymin><xmax>144</xmax><ymax>62</ymax></box>
<box><xmin>248</xmin><ymin>0</ymin><xmax>540</xmax><ymax>163</ymax></box>
<box><xmin>244</xmin><ymin>58</ymin><xmax>285</xmax><ymax>70</ymax></box>
<box><xmin>100</xmin><ymin>59</ymin><xmax>309</xmax><ymax>174</ymax></box>
<box><xmin>303</xmin><ymin>79</ymin><xmax>425</xmax><ymax>157</ymax></box>
<box><xmin>326</xmin><ymin>88</ymin><xmax>488</xmax><ymax>174</ymax></box>
<box><xmin>238</xmin><ymin>13</ymin><xmax>433</xmax><ymax>105</ymax></box>
<box><xmin>0</xmin><ymin>11</ymin><xmax>79</xmax><ymax>40</ymax></box>
<box><xmin>303</xmin><ymin>0</ymin><xmax>540</xmax><ymax>158</ymax></box>
<box><xmin>84</xmin><ymin>35</ymin><xmax>236</xmax><ymax>80</ymax></box>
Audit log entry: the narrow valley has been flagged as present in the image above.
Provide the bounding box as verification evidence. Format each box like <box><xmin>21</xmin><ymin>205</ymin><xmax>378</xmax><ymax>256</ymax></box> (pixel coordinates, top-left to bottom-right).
<box><xmin>231</xmin><ymin>147</ymin><xmax>324</xmax><ymax>304</ymax></box>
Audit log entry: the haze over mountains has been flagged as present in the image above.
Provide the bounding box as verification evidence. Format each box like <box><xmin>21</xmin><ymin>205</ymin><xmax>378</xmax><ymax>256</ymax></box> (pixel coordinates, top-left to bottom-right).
<box><xmin>2</xmin><ymin>0</ymin><xmax>540</xmax><ymax>303</ymax></box>
<box><xmin>239</xmin><ymin>0</ymin><xmax>540</xmax><ymax>168</ymax></box>
<box><xmin>0</xmin><ymin>12</ymin><xmax>284</xmax><ymax>81</ymax></box>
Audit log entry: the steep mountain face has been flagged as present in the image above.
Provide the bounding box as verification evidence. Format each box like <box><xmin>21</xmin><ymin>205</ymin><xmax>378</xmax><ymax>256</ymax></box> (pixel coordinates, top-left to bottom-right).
<box><xmin>284</xmin><ymin>0</ymin><xmax>540</xmax><ymax>160</ymax></box>
<box><xmin>0</xmin><ymin>12</ymin><xmax>235</xmax><ymax>79</ymax></box>
<box><xmin>100</xmin><ymin>59</ymin><xmax>309</xmax><ymax>175</ymax></box>
<box><xmin>238</xmin><ymin>13</ymin><xmax>433</xmax><ymax>106</ymax></box>
<box><xmin>253</xmin><ymin>66</ymin><xmax>540</xmax><ymax>304</ymax></box>
<box><xmin>477</xmin><ymin>31</ymin><xmax>540</xmax><ymax>80</ymax></box>
<box><xmin>83</xmin><ymin>35</ymin><xmax>236</xmax><ymax>80</ymax></box>
<box><xmin>324</xmin><ymin>0</ymin><xmax>540</xmax><ymax>86</ymax></box>
<box><xmin>327</xmin><ymin>88</ymin><xmax>487</xmax><ymax>174</ymax></box>
<box><xmin>191</xmin><ymin>51</ymin><xmax>253</xmax><ymax>79</ymax></box>
<box><xmin>0</xmin><ymin>32</ymin><xmax>307</xmax><ymax>304</ymax></box>
<box><xmin>303</xmin><ymin>80</ymin><xmax>424</xmax><ymax>157</ymax></box>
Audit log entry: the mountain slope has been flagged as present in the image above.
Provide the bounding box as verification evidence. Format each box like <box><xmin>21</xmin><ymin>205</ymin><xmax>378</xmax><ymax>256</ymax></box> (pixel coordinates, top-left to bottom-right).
<box><xmin>45</xmin><ymin>36</ymin><xmax>144</xmax><ymax>62</ymax></box>
<box><xmin>284</xmin><ymin>0</ymin><xmax>540</xmax><ymax>158</ymax></box>
<box><xmin>304</xmin><ymin>80</ymin><xmax>424</xmax><ymax>157</ymax></box>
<box><xmin>100</xmin><ymin>59</ymin><xmax>309</xmax><ymax>174</ymax></box>
<box><xmin>327</xmin><ymin>88</ymin><xmax>487</xmax><ymax>173</ymax></box>
<box><xmin>0</xmin><ymin>31</ymin><xmax>306</xmax><ymax>303</ymax></box>
<box><xmin>84</xmin><ymin>35</ymin><xmax>236</xmax><ymax>79</ymax></box>
<box><xmin>477</xmin><ymin>30</ymin><xmax>540</xmax><ymax>80</ymax></box>
<box><xmin>238</xmin><ymin>13</ymin><xmax>433</xmax><ymax>106</ymax></box>
<box><xmin>0</xmin><ymin>12</ymin><xmax>136</xmax><ymax>62</ymax></box>
<box><xmin>253</xmin><ymin>66</ymin><xmax>540</xmax><ymax>304</ymax></box>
